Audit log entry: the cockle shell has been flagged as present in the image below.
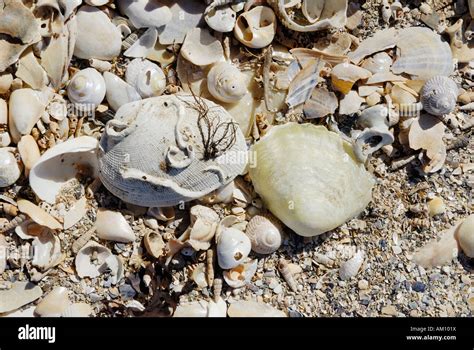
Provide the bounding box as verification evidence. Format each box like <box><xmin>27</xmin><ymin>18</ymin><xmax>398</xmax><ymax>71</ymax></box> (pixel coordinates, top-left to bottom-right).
<box><xmin>227</xmin><ymin>301</ymin><xmax>286</xmax><ymax>317</ymax></box>
<box><xmin>75</xmin><ymin>241</ymin><xmax>123</xmax><ymax>284</ymax></box>
<box><xmin>67</xmin><ymin>68</ymin><xmax>106</xmax><ymax>111</ymax></box>
<box><xmin>0</xmin><ymin>148</ymin><xmax>21</xmax><ymax>187</ymax></box>
<box><xmin>103</xmin><ymin>72</ymin><xmax>142</xmax><ymax>112</ymax></box>
<box><xmin>217</xmin><ymin>227</ymin><xmax>251</xmax><ymax>270</ymax></box>
<box><xmin>456</xmin><ymin>215</ymin><xmax>474</xmax><ymax>258</ymax></box>
<box><xmin>234</xmin><ymin>6</ymin><xmax>276</xmax><ymax>49</ymax></box>
<box><xmin>0</xmin><ymin>282</ymin><xmax>43</xmax><ymax>314</ymax></box>
<box><xmin>207</xmin><ymin>62</ymin><xmax>248</xmax><ymax>104</ymax></box>
<box><xmin>205</xmin><ymin>4</ymin><xmax>236</xmax><ymax>33</ymax></box>
<box><xmin>249</xmin><ymin>123</ymin><xmax>374</xmax><ymax>237</ymax></box>
<box><xmin>420</xmin><ymin>76</ymin><xmax>458</xmax><ymax>116</ymax></box>
<box><xmin>331</xmin><ymin>63</ymin><xmax>372</xmax><ymax>94</ymax></box>
<box><xmin>125</xmin><ymin>58</ymin><xmax>166</xmax><ymax>98</ymax></box>
<box><xmin>268</xmin><ymin>0</ymin><xmax>347</xmax><ymax>32</ymax></box>
<box><xmin>34</xmin><ymin>287</ymin><xmax>69</xmax><ymax>317</ymax></box>
<box><xmin>29</xmin><ymin>136</ymin><xmax>99</xmax><ymax>204</ymax></box>
<box><xmin>245</xmin><ymin>214</ymin><xmax>283</xmax><ymax>255</ymax></box>
<box><xmin>223</xmin><ymin>258</ymin><xmax>258</xmax><ymax>288</ymax></box>
<box><xmin>339</xmin><ymin>250</ymin><xmax>364</xmax><ymax>280</ymax></box>
<box><xmin>96</xmin><ymin>209</ymin><xmax>135</xmax><ymax>243</ymax></box>
<box><xmin>181</xmin><ymin>28</ymin><xmax>224</xmax><ymax>67</ymax></box>
<box><xmin>97</xmin><ymin>94</ymin><xmax>247</xmax><ymax>207</ymax></box>
<box><xmin>117</xmin><ymin>0</ymin><xmax>172</xmax><ymax>29</ymax></box>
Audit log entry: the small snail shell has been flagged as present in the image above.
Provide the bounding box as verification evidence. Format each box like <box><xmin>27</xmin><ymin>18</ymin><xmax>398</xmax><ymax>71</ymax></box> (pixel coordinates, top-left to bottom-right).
<box><xmin>217</xmin><ymin>227</ymin><xmax>251</xmax><ymax>270</ymax></box>
<box><xmin>245</xmin><ymin>214</ymin><xmax>283</xmax><ymax>255</ymax></box>
<box><xmin>234</xmin><ymin>6</ymin><xmax>277</xmax><ymax>49</ymax></box>
<box><xmin>421</xmin><ymin>76</ymin><xmax>458</xmax><ymax>116</ymax></box>
<box><xmin>0</xmin><ymin>148</ymin><xmax>21</xmax><ymax>187</ymax></box>
<box><xmin>205</xmin><ymin>4</ymin><xmax>237</xmax><ymax>33</ymax></box>
<box><xmin>207</xmin><ymin>62</ymin><xmax>248</xmax><ymax>104</ymax></box>
<box><xmin>125</xmin><ymin>58</ymin><xmax>166</xmax><ymax>98</ymax></box>
<box><xmin>456</xmin><ymin>214</ymin><xmax>474</xmax><ymax>258</ymax></box>
<box><xmin>67</xmin><ymin>68</ymin><xmax>106</xmax><ymax>110</ymax></box>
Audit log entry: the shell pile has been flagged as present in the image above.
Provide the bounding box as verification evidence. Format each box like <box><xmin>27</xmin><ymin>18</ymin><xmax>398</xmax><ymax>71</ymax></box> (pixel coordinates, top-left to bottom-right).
<box><xmin>0</xmin><ymin>0</ymin><xmax>472</xmax><ymax>319</ymax></box>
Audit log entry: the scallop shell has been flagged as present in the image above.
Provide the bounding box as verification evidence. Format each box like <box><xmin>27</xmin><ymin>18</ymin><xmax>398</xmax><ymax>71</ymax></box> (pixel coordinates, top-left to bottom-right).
<box><xmin>0</xmin><ymin>148</ymin><xmax>21</xmax><ymax>188</ymax></box>
<box><xmin>97</xmin><ymin>94</ymin><xmax>247</xmax><ymax>207</ymax></box>
<box><xmin>223</xmin><ymin>258</ymin><xmax>258</xmax><ymax>288</ymax></box>
<box><xmin>217</xmin><ymin>227</ymin><xmax>251</xmax><ymax>270</ymax></box>
<box><xmin>75</xmin><ymin>241</ymin><xmax>123</xmax><ymax>284</ymax></box>
<box><xmin>456</xmin><ymin>214</ymin><xmax>474</xmax><ymax>258</ymax></box>
<box><xmin>245</xmin><ymin>214</ymin><xmax>283</xmax><ymax>255</ymax></box>
<box><xmin>205</xmin><ymin>4</ymin><xmax>236</xmax><ymax>33</ymax></box>
<box><xmin>234</xmin><ymin>6</ymin><xmax>277</xmax><ymax>49</ymax></box>
<box><xmin>420</xmin><ymin>76</ymin><xmax>458</xmax><ymax>116</ymax></box>
<box><xmin>117</xmin><ymin>0</ymin><xmax>172</xmax><ymax>29</ymax></box>
<box><xmin>339</xmin><ymin>250</ymin><xmax>364</xmax><ymax>280</ymax></box>
<box><xmin>207</xmin><ymin>62</ymin><xmax>248</xmax><ymax>104</ymax></box>
<box><xmin>0</xmin><ymin>282</ymin><xmax>43</xmax><ymax>314</ymax></box>
<box><xmin>34</xmin><ymin>287</ymin><xmax>69</xmax><ymax>317</ymax></box>
<box><xmin>67</xmin><ymin>68</ymin><xmax>106</xmax><ymax>111</ymax></box>
<box><xmin>227</xmin><ymin>301</ymin><xmax>286</xmax><ymax>317</ymax></box>
<box><xmin>181</xmin><ymin>28</ymin><xmax>224</xmax><ymax>67</ymax></box>
<box><xmin>249</xmin><ymin>123</ymin><xmax>374</xmax><ymax>237</ymax></box>
<box><xmin>303</xmin><ymin>87</ymin><xmax>338</xmax><ymax>119</ymax></box>
<box><xmin>125</xmin><ymin>59</ymin><xmax>166</xmax><ymax>98</ymax></box>
<box><xmin>96</xmin><ymin>209</ymin><xmax>135</xmax><ymax>243</ymax></box>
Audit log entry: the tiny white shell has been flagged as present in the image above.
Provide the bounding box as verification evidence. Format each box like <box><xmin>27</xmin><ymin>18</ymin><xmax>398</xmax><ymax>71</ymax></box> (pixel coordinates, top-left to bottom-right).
<box><xmin>34</xmin><ymin>287</ymin><xmax>69</xmax><ymax>317</ymax></box>
<box><xmin>339</xmin><ymin>250</ymin><xmax>364</xmax><ymax>280</ymax></box>
<box><xmin>205</xmin><ymin>4</ymin><xmax>236</xmax><ymax>33</ymax></box>
<box><xmin>207</xmin><ymin>62</ymin><xmax>248</xmax><ymax>104</ymax></box>
<box><xmin>0</xmin><ymin>148</ymin><xmax>21</xmax><ymax>187</ymax></box>
<box><xmin>245</xmin><ymin>214</ymin><xmax>283</xmax><ymax>255</ymax></box>
<box><xmin>96</xmin><ymin>208</ymin><xmax>135</xmax><ymax>243</ymax></box>
<box><xmin>217</xmin><ymin>227</ymin><xmax>251</xmax><ymax>270</ymax></box>
<box><xmin>456</xmin><ymin>214</ymin><xmax>474</xmax><ymax>258</ymax></box>
<box><xmin>67</xmin><ymin>68</ymin><xmax>106</xmax><ymax>111</ymax></box>
<box><xmin>234</xmin><ymin>6</ymin><xmax>277</xmax><ymax>49</ymax></box>
<box><xmin>421</xmin><ymin>76</ymin><xmax>458</xmax><ymax>116</ymax></box>
<box><xmin>125</xmin><ymin>58</ymin><xmax>166</xmax><ymax>98</ymax></box>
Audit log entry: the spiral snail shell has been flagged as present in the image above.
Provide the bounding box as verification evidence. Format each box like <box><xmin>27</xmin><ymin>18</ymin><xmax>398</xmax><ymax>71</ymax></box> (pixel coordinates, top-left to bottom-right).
<box><xmin>67</xmin><ymin>68</ymin><xmax>106</xmax><ymax>111</ymax></box>
<box><xmin>217</xmin><ymin>227</ymin><xmax>251</xmax><ymax>270</ymax></box>
<box><xmin>207</xmin><ymin>62</ymin><xmax>248</xmax><ymax>104</ymax></box>
<box><xmin>245</xmin><ymin>214</ymin><xmax>283</xmax><ymax>255</ymax></box>
<box><xmin>125</xmin><ymin>58</ymin><xmax>166</xmax><ymax>98</ymax></box>
<box><xmin>420</xmin><ymin>76</ymin><xmax>458</xmax><ymax>116</ymax></box>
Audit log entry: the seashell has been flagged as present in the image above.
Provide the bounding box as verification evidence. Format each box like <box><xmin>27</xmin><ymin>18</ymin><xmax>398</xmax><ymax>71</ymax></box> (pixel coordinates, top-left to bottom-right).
<box><xmin>223</xmin><ymin>258</ymin><xmax>257</xmax><ymax>288</ymax></box>
<box><xmin>217</xmin><ymin>227</ymin><xmax>251</xmax><ymax>270</ymax></box>
<box><xmin>212</xmin><ymin>277</ymin><xmax>222</xmax><ymax>301</ymax></box>
<box><xmin>0</xmin><ymin>0</ymin><xmax>41</xmax><ymax>45</ymax></box>
<box><xmin>0</xmin><ymin>234</ymin><xmax>7</xmax><ymax>273</ymax></box>
<box><xmin>67</xmin><ymin>68</ymin><xmax>106</xmax><ymax>111</ymax></box>
<box><xmin>61</xmin><ymin>303</ymin><xmax>93</xmax><ymax>317</ymax></box>
<box><xmin>365</xmin><ymin>92</ymin><xmax>382</xmax><ymax>106</ymax></box>
<box><xmin>205</xmin><ymin>4</ymin><xmax>236</xmax><ymax>33</ymax></box>
<box><xmin>103</xmin><ymin>72</ymin><xmax>142</xmax><ymax>112</ymax></box>
<box><xmin>18</xmin><ymin>135</ymin><xmax>40</xmax><ymax>176</ymax></box>
<box><xmin>303</xmin><ymin>87</ymin><xmax>338</xmax><ymax>119</ymax></box>
<box><xmin>144</xmin><ymin>231</ymin><xmax>165</xmax><ymax>258</ymax></box>
<box><xmin>207</xmin><ymin>62</ymin><xmax>247</xmax><ymax>104</ymax></box>
<box><xmin>420</xmin><ymin>76</ymin><xmax>458</xmax><ymax>116</ymax></box>
<box><xmin>17</xmin><ymin>199</ymin><xmax>62</xmax><ymax>231</ymax></box>
<box><xmin>339</xmin><ymin>250</ymin><xmax>364</xmax><ymax>280</ymax></box>
<box><xmin>96</xmin><ymin>209</ymin><xmax>135</xmax><ymax>243</ymax></box>
<box><xmin>349</xmin><ymin>28</ymin><xmax>398</xmax><ymax>65</ymax></box>
<box><xmin>331</xmin><ymin>62</ymin><xmax>372</xmax><ymax>95</ymax></box>
<box><xmin>456</xmin><ymin>214</ymin><xmax>474</xmax><ymax>258</ymax></box>
<box><xmin>187</xmin><ymin>205</ymin><xmax>219</xmax><ymax>251</ymax></box>
<box><xmin>0</xmin><ymin>148</ymin><xmax>21</xmax><ymax>188</ymax></box>
<box><xmin>147</xmin><ymin>207</ymin><xmax>175</xmax><ymax>221</ymax></box>
<box><xmin>117</xmin><ymin>0</ymin><xmax>172</xmax><ymax>29</ymax></box>
<box><xmin>32</xmin><ymin>228</ymin><xmax>61</xmax><ymax>270</ymax></box>
<box><xmin>74</xmin><ymin>6</ymin><xmax>122</xmax><ymax>60</ymax></box>
<box><xmin>89</xmin><ymin>59</ymin><xmax>112</xmax><ymax>73</ymax></box>
<box><xmin>361</xmin><ymin>52</ymin><xmax>392</xmax><ymax>74</ymax></box>
<box><xmin>75</xmin><ymin>241</ymin><xmax>123</xmax><ymax>284</ymax></box>
<box><xmin>174</xmin><ymin>297</ymin><xmax>227</xmax><ymax>317</ymax></box>
<box><xmin>16</xmin><ymin>48</ymin><xmax>48</xmax><ymax>90</ymax></box>
<box><xmin>245</xmin><ymin>214</ymin><xmax>283</xmax><ymax>255</ymax></box>
<box><xmin>124</xmin><ymin>27</ymin><xmax>158</xmax><ymax>58</ymax></box>
<box><xmin>278</xmin><ymin>259</ymin><xmax>297</xmax><ymax>292</ymax></box>
<box><xmin>34</xmin><ymin>287</ymin><xmax>69</xmax><ymax>317</ymax></box>
<box><xmin>85</xmin><ymin>0</ymin><xmax>110</xmax><ymax>6</ymax></box>
<box><xmin>63</xmin><ymin>197</ymin><xmax>88</xmax><ymax>230</ymax></box>
<box><xmin>286</xmin><ymin>59</ymin><xmax>326</xmax><ymax>108</ymax></box>
<box><xmin>199</xmin><ymin>181</ymin><xmax>235</xmax><ymax>205</ymax></box>
<box><xmin>391</xmin><ymin>27</ymin><xmax>453</xmax><ymax>80</ymax></box>
<box><xmin>15</xmin><ymin>220</ymin><xmax>48</xmax><ymax>241</ymax></box>
<box><xmin>97</xmin><ymin>94</ymin><xmax>247</xmax><ymax>207</ymax></box>
<box><xmin>234</xmin><ymin>6</ymin><xmax>276</xmax><ymax>49</ymax></box>
<box><xmin>0</xmin><ymin>73</ymin><xmax>13</xmax><ymax>94</ymax></box>
<box><xmin>0</xmin><ymin>282</ymin><xmax>43</xmax><ymax>314</ymax></box>
<box><xmin>381</xmin><ymin>0</ymin><xmax>392</xmax><ymax>23</ymax></box>
<box><xmin>29</xmin><ymin>136</ymin><xmax>99</xmax><ymax>204</ymax></box>
<box><xmin>339</xmin><ymin>90</ymin><xmax>365</xmax><ymax>115</ymax></box>
<box><xmin>72</xmin><ymin>227</ymin><xmax>95</xmax><ymax>254</ymax></box>
<box><xmin>227</xmin><ymin>300</ymin><xmax>286</xmax><ymax>317</ymax></box>
<box><xmin>181</xmin><ymin>28</ymin><xmax>224</xmax><ymax>67</ymax></box>
<box><xmin>189</xmin><ymin>263</ymin><xmax>208</xmax><ymax>289</ymax></box>
<box><xmin>147</xmin><ymin>41</ymin><xmax>176</xmax><ymax>67</ymax></box>
<box><xmin>249</xmin><ymin>123</ymin><xmax>374</xmax><ymax>237</ymax></box>
<box><xmin>366</xmin><ymin>72</ymin><xmax>406</xmax><ymax>85</ymax></box>
<box><xmin>125</xmin><ymin>59</ymin><xmax>166</xmax><ymax>98</ymax></box>
<box><xmin>268</xmin><ymin>0</ymin><xmax>346</xmax><ymax>32</ymax></box>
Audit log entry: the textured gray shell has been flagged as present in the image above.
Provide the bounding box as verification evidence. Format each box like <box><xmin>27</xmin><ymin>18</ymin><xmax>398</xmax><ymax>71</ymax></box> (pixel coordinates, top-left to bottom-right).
<box><xmin>98</xmin><ymin>94</ymin><xmax>247</xmax><ymax>207</ymax></box>
<box><xmin>421</xmin><ymin>76</ymin><xmax>458</xmax><ymax>116</ymax></box>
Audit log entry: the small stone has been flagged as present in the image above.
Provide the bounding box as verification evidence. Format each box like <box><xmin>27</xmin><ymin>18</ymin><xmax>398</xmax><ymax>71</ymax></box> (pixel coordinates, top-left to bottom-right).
<box><xmin>273</xmin><ymin>284</ymin><xmax>283</xmax><ymax>294</ymax></box>
<box><xmin>381</xmin><ymin>305</ymin><xmax>398</xmax><ymax>316</ymax></box>
<box><xmin>441</xmin><ymin>266</ymin><xmax>451</xmax><ymax>274</ymax></box>
<box><xmin>428</xmin><ymin>197</ymin><xmax>445</xmax><ymax>217</ymax></box>
<box><xmin>461</xmin><ymin>275</ymin><xmax>471</xmax><ymax>285</ymax></box>
<box><xmin>412</xmin><ymin>281</ymin><xmax>426</xmax><ymax>293</ymax></box>
<box><xmin>409</xmin><ymin>309</ymin><xmax>421</xmax><ymax>317</ymax></box>
<box><xmin>358</xmin><ymin>279</ymin><xmax>369</xmax><ymax>290</ymax></box>
<box><xmin>392</xmin><ymin>245</ymin><xmax>402</xmax><ymax>255</ymax></box>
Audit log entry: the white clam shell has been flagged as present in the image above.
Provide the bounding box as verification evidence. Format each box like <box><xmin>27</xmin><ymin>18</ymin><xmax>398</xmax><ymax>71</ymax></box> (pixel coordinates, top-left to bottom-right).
<box><xmin>245</xmin><ymin>214</ymin><xmax>283</xmax><ymax>255</ymax></box>
<box><xmin>98</xmin><ymin>94</ymin><xmax>247</xmax><ymax>207</ymax></box>
<box><xmin>205</xmin><ymin>4</ymin><xmax>236</xmax><ymax>33</ymax></box>
<box><xmin>117</xmin><ymin>0</ymin><xmax>172</xmax><ymax>29</ymax></box>
<box><xmin>96</xmin><ymin>208</ymin><xmax>135</xmax><ymax>243</ymax></box>
<box><xmin>181</xmin><ymin>28</ymin><xmax>224</xmax><ymax>67</ymax></box>
<box><xmin>125</xmin><ymin>58</ymin><xmax>166</xmax><ymax>98</ymax></box>
<box><xmin>29</xmin><ymin>136</ymin><xmax>99</xmax><ymax>204</ymax></box>
<box><xmin>67</xmin><ymin>68</ymin><xmax>106</xmax><ymax>110</ymax></box>
<box><xmin>32</xmin><ymin>229</ymin><xmax>61</xmax><ymax>270</ymax></box>
<box><xmin>249</xmin><ymin>123</ymin><xmax>374</xmax><ymax>237</ymax></box>
<box><xmin>207</xmin><ymin>62</ymin><xmax>248</xmax><ymax>104</ymax></box>
<box><xmin>227</xmin><ymin>301</ymin><xmax>286</xmax><ymax>317</ymax></box>
<box><xmin>234</xmin><ymin>6</ymin><xmax>277</xmax><ymax>49</ymax></box>
<box><xmin>0</xmin><ymin>148</ymin><xmax>21</xmax><ymax>187</ymax></box>
<box><xmin>456</xmin><ymin>214</ymin><xmax>474</xmax><ymax>258</ymax></box>
<box><xmin>124</xmin><ymin>27</ymin><xmax>158</xmax><ymax>58</ymax></box>
<box><xmin>223</xmin><ymin>258</ymin><xmax>258</xmax><ymax>288</ymax></box>
<box><xmin>74</xmin><ymin>6</ymin><xmax>122</xmax><ymax>60</ymax></box>
<box><xmin>217</xmin><ymin>227</ymin><xmax>251</xmax><ymax>270</ymax></box>
<box><xmin>75</xmin><ymin>241</ymin><xmax>123</xmax><ymax>284</ymax></box>
<box><xmin>339</xmin><ymin>250</ymin><xmax>364</xmax><ymax>280</ymax></box>
<box><xmin>0</xmin><ymin>282</ymin><xmax>43</xmax><ymax>314</ymax></box>
<box><xmin>104</xmin><ymin>72</ymin><xmax>142</xmax><ymax>112</ymax></box>
<box><xmin>420</xmin><ymin>76</ymin><xmax>458</xmax><ymax>116</ymax></box>
<box><xmin>34</xmin><ymin>287</ymin><xmax>69</xmax><ymax>317</ymax></box>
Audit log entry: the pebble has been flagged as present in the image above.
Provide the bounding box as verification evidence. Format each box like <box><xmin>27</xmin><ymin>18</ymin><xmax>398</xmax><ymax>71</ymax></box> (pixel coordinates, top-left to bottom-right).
<box><xmin>392</xmin><ymin>245</ymin><xmax>402</xmax><ymax>255</ymax></box>
<box><xmin>358</xmin><ymin>279</ymin><xmax>369</xmax><ymax>290</ymax></box>
<box><xmin>119</xmin><ymin>284</ymin><xmax>136</xmax><ymax>299</ymax></box>
<box><xmin>89</xmin><ymin>293</ymin><xmax>103</xmax><ymax>302</ymax></box>
<box><xmin>428</xmin><ymin>196</ymin><xmax>445</xmax><ymax>217</ymax></box>
<box><xmin>381</xmin><ymin>305</ymin><xmax>398</xmax><ymax>316</ymax></box>
<box><xmin>461</xmin><ymin>275</ymin><xmax>471</xmax><ymax>285</ymax></box>
<box><xmin>273</xmin><ymin>284</ymin><xmax>283</xmax><ymax>294</ymax></box>
<box><xmin>412</xmin><ymin>281</ymin><xmax>426</xmax><ymax>293</ymax></box>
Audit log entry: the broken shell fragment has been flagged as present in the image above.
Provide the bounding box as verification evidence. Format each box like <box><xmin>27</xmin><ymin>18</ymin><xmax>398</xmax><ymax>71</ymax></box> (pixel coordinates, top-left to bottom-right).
<box><xmin>227</xmin><ymin>300</ymin><xmax>286</xmax><ymax>317</ymax></box>
<box><xmin>174</xmin><ymin>297</ymin><xmax>227</xmax><ymax>317</ymax></box>
<box><xmin>117</xmin><ymin>0</ymin><xmax>172</xmax><ymax>29</ymax></box>
<box><xmin>420</xmin><ymin>76</ymin><xmax>458</xmax><ymax>116</ymax></box>
<box><xmin>104</xmin><ymin>72</ymin><xmax>142</xmax><ymax>112</ymax></box>
<box><xmin>223</xmin><ymin>258</ymin><xmax>257</xmax><ymax>288</ymax></box>
<box><xmin>361</xmin><ymin>52</ymin><xmax>393</xmax><ymax>74</ymax></box>
<box><xmin>18</xmin><ymin>135</ymin><xmax>40</xmax><ymax>176</ymax></box>
<box><xmin>181</xmin><ymin>28</ymin><xmax>224</xmax><ymax>67</ymax></box>
<box><xmin>187</xmin><ymin>205</ymin><xmax>219</xmax><ymax>251</ymax></box>
<box><xmin>217</xmin><ymin>227</ymin><xmax>251</xmax><ymax>270</ymax></box>
<box><xmin>0</xmin><ymin>282</ymin><xmax>43</xmax><ymax>314</ymax></box>
<box><xmin>205</xmin><ymin>4</ymin><xmax>236</xmax><ymax>33</ymax></box>
<box><xmin>96</xmin><ymin>209</ymin><xmax>135</xmax><ymax>243</ymax></box>
<box><xmin>207</xmin><ymin>62</ymin><xmax>248</xmax><ymax>104</ymax></box>
<box><xmin>34</xmin><ymin>286</ymin><xmax>69</xmax><ymax>317</ymax></box>
<box><xmin>61</xmin><ymin>303</ymin><xmax>93</xmax><ymax>317</ymax></box>
<box><xmin>124</xmin><ymin>27</ymin><xmax>158</xmax><ymax>58</ymax></box>
<box><xmin>456</xmin><ymin>215</ymin><xmax>474</xmax><ymax>258</ymax></box>
<box><xmin>32</xmin><ymin>229</ymin><xmax>61</xmax><ymax>269</ymax></box>
<box><xmin>303</xmin><ymin>87</ymin><xmax>338</xmax><ymax>119</ymax></box>
<box><xmin>75</xmin><ymin>241</ymin><xmax>123</xmax><ymax>284</ymax></box>
<box><xmin>249</xmin><ymin>123</ymin><xmax>374</xmax><ymax>237</ymax></box>
<box><xmin>0</xmin><ymin>148</ymin><xmax>21</xmax><ymax>188</ymax></box>
<box><xmin>245</xmin><ymin>214</ymin><xmax>283</xmax><ymax>255</ymax></box>
<box><xmin>17</xmin><ymin>199</ymin><xmax>62</xmax><ymax>231</ymax></box>
<box><xmin>339</xmin><ymin>90</ymin><xmax>365</xmax><ymax>115</ymax></box>
<box><xmin>234</xmin><ymin>6</ymin><xmax>277</xmax><ymax>49</ymax></box>
<box><xmin>331</xmin><ymin>63</ymin><xmax>372</xmax><ymax>94</ymax></box>
<box><xmin>67</xmin><ymin>68</ymin><xmax>106</xmax><ymax>111</ymax></box>
<box><xmin>339</xmin><ymin>250</ymin><xmax>364</xmax><ymax>280</ymax></box>
<box><xmin>144</xmin><ymin>231</ymin><xmax>165</xmax><ymax>258</ymax></box>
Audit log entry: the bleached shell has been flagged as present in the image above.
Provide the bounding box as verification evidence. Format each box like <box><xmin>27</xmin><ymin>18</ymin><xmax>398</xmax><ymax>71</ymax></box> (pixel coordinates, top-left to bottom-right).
<box><xmin>361</xmin><ymin>52</ymin><xmax>393</xmax><ymax>74</ymax></box>
<box><xmin>16</xmin><ymin>49</ymin><xmax>48</xmax><ymax>90</ymax></box>
<box><xmin>17</xmin><ymin>199</ymin><xmax>62</xmax><ymax>230</ymax></box>
<box><xmin>199</xmin><ymin>181</ymin><xmax>235</xmax><ymax>204</ymax></box>
<box><xmin>0</xmin><ymin>0</ymin><xmax>41</xmax><ymax>45</ymax></box>
<box><xmin>85</xmin><ymin>0</ymin><xmax>109</xmax><ymax>5</ymax></box>
<box><xmin>0</xmin><ymin>73</ymin><xmax>13</xmax><ymax>94</ymax></box>
<box><xmin>227</xmin><ymin>301</ymin><xmax>286</xmax><ymax>317</ymax></box>
<box><xmin>268</xmin><ymin>0</ymin><xmax>346</xmax><ymax>32</ymax></box>
<box><xmin>420</xmin><ymin>76</ymin><xmax>458</xmax><ymax>116</ymax></box>
<box><xmin>249</xmin><ymin>123</ymin><xmax>374</xmax><ymax>237</ymax></box>
<box><xmin>349</xmin><ymin>28</ymin><xmax>398</xmax><ymax>65</ymax></box>
<box><xmin>391</xmin><ymin>27</ymin><xmax>453</xmax><ymax>79</ymax></box>
<box><xmin>75</xmin><ymin>241</ymin><xmax>123</xmax><ymax>283</ymax></box>
<box><xmin>339</xmin><ymin>250</ymin><xmax>364</xmax><ymax>280</ymax></box>
<box><xmin>34</xmin><ymin>287</ymin><xmax>69</xmax><ymax>317</ymax></box>
<box><xmin>303</xmin><ymin>87</ymin><xmax>338</xmax><ymax>119</ymax></box>
<box><xmin>124</xmin><ymin>27</ymin><xmax>158</xmax><ymax>58</ymax></box>
<box><xmin>234</xmin><ymin>6</ymin><xmax>276</xmax><ymax>49</ymax></box>
<box><xmin>456</xmin><ymin>214</ymin><xmax>474</xmax><ymax>258</ymax></box>
<box><xmin>207</xmin><ymin>62</ymin><xmax>247</xmax><ymax>104</ymax></box>
<box><xmin>0</xmin><ymin>148</ymin><xmax>21</xmax><ymax>188</ymax></box>
<box><xmin>61</xmin><ymin>303</ymin><xmax>93</xmax><ymax>317</ymax></box>
<box><xmin>96</xmin><ymin>209</ymin><xmax>135</xmax><ymax>243</ymax></box>
<box><xmin>181</xmin><ymin>28</ymin><xmax>224</xmax><ymax>67</ymax></box>
<box><xmin>29</xmin><ymin>136</ymin><xmax>99</xmax><ymax>204</ymax></box>
<box><xmin>0</xmin><ymin>282</ymin><xmax>43</xmax><ymax>314</ymax></box>
<box><xmin>74</xmin><ymin>6</ymin><xmax>122</xmax><ymax>60</ymax></box>
<box><xmin>58</xmin><ymin>0</ymin><xmax>82</xmax><ymax>20</ymax></box>
<box><xmin>97</xmin><ymin>94</ymin><xmax>247</xmax><ymax>207</ymax></box>
<box><xmin>18</xmin><ymin>135</ymin><xmax>40</xmax><ymax>175</ymax></box>
<box><xmin>63</xmin><ymin>197</ymin><xmax>88</xmax><ymax>230</ymax></box>
<box><xmin>217</xmin><ymin>227</ymin><xmax>251</xmax><ymax>270</ymax></box>
<box><xmin>331</xmin><ymin>63</ymin><xmax>372</xmax><ymax>94</ymax></box>
<box><xmin>245</xmin><ymin>214</ymin><xmax>283</xmax><ymax>255</ymax></box>
<box><xmin>0</xmin><ymin>99</ymin><xmax>10</xmax><ymax>147</ymax></box>
<box><xmin>205</xmin><ymin>4</ymin><xmax>236</xmax><ymax>33</ymax></box>
<box><xmin>0</xmin><ymin>40</ymin><xmax>29</xmax><ymax>74</ymax></box>
<box><xmin>339</xmin><ymin>90</ymin><xmax>365</xmax><ymax>115</ymax></box>
<box><xmin>223</xmin><ymin>258</ymin><xmax>258</xmax><ymax>288</ymax></box>
<box><xmin>144</xmin><ymin>231</ymin><xmax>165</xmax><ymax>258</ymax></box>
<box><xmin>174</xmin><ymin>298</ymin><xmax>226</xmax><ymax>317</ymax></box>
<box><xmin>117</xmin><ymin>0</ymin><xmax>172</xmax><ymax>29</ymax></box>
<box><xmin>147</xmin><ymin>207</ymin><xmax>175</xmax><ymax>221</ymax></box>
<box><xmin>103</xmin><ymin>72</ymin><xmax>142</xmax><ymax>112</ymax></box>
<box><xmin>67</xmin><ymin>68</ymin><xmax>106</xmax><ymax>110</ymax></box>
<box><xmin>0</xmin><ymin>235</ymin><xmax>6</xmax><ymax>273</ymax></box>
<box><xmin>32</xmin><ymin>229</ymin><xmax>61</xmax><ymax>270</ymax></box>
<box><xmin>125</xmin><ymin>59</ymin><xmax>166</xmax><ymax>98</ymax></box>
